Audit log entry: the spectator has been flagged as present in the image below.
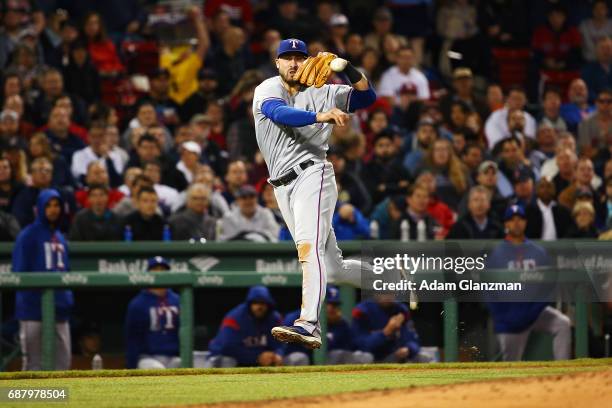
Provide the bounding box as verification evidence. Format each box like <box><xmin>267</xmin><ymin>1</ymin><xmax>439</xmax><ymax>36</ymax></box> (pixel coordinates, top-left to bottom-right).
<box><xmin>603</xmin><ymin>176</ymin><xmax>612</xmax><ymax>229</ymax></box>
<box><xmin>582</xmin><ymin>37</ymin><xmax>612</xmax><ymax>102</ymax></box>
<box><xmin>190</xmin><ymin>114</ymin><xmax>228</xmax><ymax>177</ymax></box>
<box><xmin>217</xmin><ymin>185</ymin><xmax>279</xmax><ymax>242</ymax></box>
<box><xmin>160</xmin><ymin>6</ymin><xmax>210</xmax><ymax>105</ymax></box>
<box><xmin>169</xmin><ymin>183</ymin><xmax>217</xmax><ymax>241</ymax></box>
<box><xmin>486</xmin><ymin>83</ymin><xmax>505</xmax><ymax>113</ymax></box>
<box><xmin>30</xmin><ymin>67</ymin><xmax>86</xmax><ymax>127</ymax></box>
<box><xmin>525</xmin><ymin>178</ymin><xmax>573</xmax><ymax>240</ymax></box>
<box><xmin>364</xmin><ymin>109</ymin><xmax>390</xmax><ymax>155</ymax></box>
<box><xmin>180</xmin><ymin>69</ymin><xmax>219</xmax><ymax>122</ymax></box>
<box><xmin>447</xmin><ymin>186</ymin><xmax>504</xmax><ymax>240</ymax></box>
<box><xmin>479</xmin><ymin>0</ymin><xmax>530</xmax><ymax>47</ymax></box>
<box><xmin>113</xmin><ymin>173</ymin><xmax>155</xmax><ymax>218</ymax></box>
<box><xmin>352</xmin><ymin>294</ymin><xmax>429</xmax><ymax>363</ymax></box>
<box><xmin>420</xmin><ymin>138</ymin><xmax>468</xmax><ymax>210</ymax></box>
<box><xmin>222</xmin><ymin>160</ymin><xmax>248</xmax><ymax>205</ymax></box>
<box><xmin>172</xmin><ymin>141</ymin><xmax>202</xmax><ymax>191</ymax></box>
<box><xmin>458</xmin><ymin>160</ymin><xmax>508</xmax><ymax>218</ymax></box>
<box><xmin>11</xmin><ymin>157</ymin><xmax>74</xmax><ymax>230</ymax></box>
<box><xmin>510</xmin><ymin>166</ymin><xmax>536</xmax><ymax>208</ymax></box>
<box><xmin>123</xmin><ymin>102</ymin><xmax>161</xmax><ymax>149</ymax></box>
<box><xmin>551</xmin><ymin>147</ymin><xmax>578</xmax><ymax>197</ymax></box>
<box><xmin>45</xmin><ymin>95</ymin><xmax>89</xmax><ymax>141</ymax></box>
<box><xmin>332</xmin><ymin>203</ymin><xmax>370</xmax><ymax>241</ymax></box>
<box><xmin>3</xmin><ymin>137</ymin><xmax>27</xmax><ymax>184</ymax></box>
<box><xmin>12</xmin><ymin>189</ymin><xmax>73</xmax><ymax>370</ymax></box>
<box><xmin>578</xmin><ymin>89</ymin><xmax>612</xmax><ymax>157</ymax></box>
<box><xmin>485</xmin><ymin>87</ymin><xmax>536</xmax><ymax>150</ymax></box>
<box><xmin>328</xmin><ymin>148</ymin><xmax>371</xmax><ymax>215</ymax></box>
<box><xmin>271</xmin><ymin>0</ymin><xmax>317</xmax><ymax>42</ymax></box>
<box><xmin>539</xmin><ymin>87</ymin><xmax>567</xmax><ymax>132</ymax></box>
<box><xmin>486</xmin><ymin>205</ymin><xmax>571</xmax><ymax>361</ymax></box>
<box><xmin>192</xmin><ymin>165</ymin><xmax>230</xmax><ymax>218</ymax></box>
<box><xmin>540</xmin><ymin>132</ymin><xmax>577</xmax><ymax>180</ymax></box>
<box><xmin>126</xmin><ymin>134</ymin><xmax>163</xmax><ymax>170</ymax></box>
<box><xmin>138</xmin><ymin>68</ymin><xmax>180</xmax><ymax>131</ymax></box>
<box><xmin>529</xmin><ymin>123</ymin><xmax>558</xmax><ymax>170</ymax></box>
<box><xmin>345</xmin><ymin>33</ymin><xmax>365</xmax><ymax>66</ymax></box>
<box><xmin>497</xmin><ymin>137</ymin><xmax>537</xmax><ymax>189</ymax></box>
<box><xmin>362</xmin><ymin>131</ymin><xmax>411</xmax><ymax>206</ymax></box>
<box><xmin>204</xmin><ymin>0</ymin><xmax>253</xmax><ymax>31</ymax></box>
<box><xmin>205</xmin><ymin>285</ymin><xmax>283</xmax><ymax>368</ymax></box>
<box><xmin>390</xmin><ymin>184</ymin><xmax>438</xmax><ymax>241</ymax></box>
<box><xmin>378</xmin><ymin>47</ymin><xmax>430</xmax><ymax>104</ymax></box>
<box><xmin>531</xmin><ymin>6</ymin><xmax>582</xmax><ymax>72</ymax></box>
<box><xmin>558</xmin><ymin>158</ymin><xmax>600</xmax><ymax>209</ymax></box>
<box><xmin>44</xmin><ymin>106</ymin><xmax>85</xmax><ymax>167</ymax></box>
<box><xmin>390</xmin><ymin>83</ymin><xmax>423</xmax><ymax>133</ymax></box>
<box><xmin>74</xmin><ymin>161</ymin><xmax>124</xmax><ymax>210</ymax></box>
<box><xmin>121</xmin><ymin>186</ymin><xmax>166</xmax><ymax>241</ymax></box>
<box><xmin>364</xmin><ymin>7</ymin><xmax>406</xmax><ymax>55</ymax></box>
<box><xmin>439</xmin><ymin>67</ymin><xmax>488</xmax><ymax>126</ymax></box>
<box><xmin>61</xmin><ymin>38</ymin><xmax>100</xmax><ymax>104</ymax></box>
<box><xmin>414</xmin><ymin>171</ymin><xmax>455</xmax><ymax>238</ymax></box>
<box><xmin>125</xmin><ymin>257</ymin><xmax>181</xmax><ymax>369</ymax></box>
<box><xmin>565</xmin><ymin>201</ymin><xmax>599</xmax><ymax>238</ymax></box>
<box><xmin>579</xmin><ymin>0</ymin><xmax>612</xmax><ymax>62</ymax></box>
<box><xmin>71</xmin><ymin>122</ymin><xmax>123</xmax><ymax>188</ymax></box>
<box><xmin>283</xmin><ymin>287</ymin><xmax>373</xmax><ymax>366</ymax></box>
<box><xmin>328</xmin><ymin>14</ymin><xmax>350</xmax><ymax>56</ymax></box>
<box><xmin>560</xmin><ymin>78</ymin><xmax>594</xmax><ymax>133</ymax></box>
<box><xmin>461</xmin><ymin>143</ymin><xmax>484</xmax><ymax>180</ymax></box>
<box><xmin>0</xmin><ymin>156</ymin><xmax>23</xmax><ymax>212</ymax></box>
<box><xmin>69</xmin><ymin>184</ymin><xmax>122</xmax><ymax>241</ymax></box>
<box><xmin>81</xmin><ymin>12</ymin><xmax>124</xmax><ymax>75</ymax></box>
<box><xmin>403</xmin><ymin>120</ymin><xmax>438</xmax><ymax>175</ymax></box>
<box><xmin>436</xmin><ymin>2</ymin><xmax>482</xmax><ymax>77</ymax></box>
<box><xmin>142</xmin><ymin>161</ymin><xmax>182</xmax><ymax>214</ymax></box>
<box><xmin>212</xmin><ymin>27</ymin><xmax>248</xmax><ymax>97</ymax></box>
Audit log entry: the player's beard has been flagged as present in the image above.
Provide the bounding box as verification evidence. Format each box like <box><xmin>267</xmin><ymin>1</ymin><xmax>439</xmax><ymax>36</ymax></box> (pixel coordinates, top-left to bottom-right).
<box><xmin>280</xmin><ymin>68</ymin><xmax>299</xmax><ymax>86</ymax></box>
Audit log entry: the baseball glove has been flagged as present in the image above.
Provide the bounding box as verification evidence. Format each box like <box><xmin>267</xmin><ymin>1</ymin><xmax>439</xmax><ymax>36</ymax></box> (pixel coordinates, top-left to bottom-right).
<box><xmin>294</xmin><ymin>52</ymin><xmax>337</xmax><ymax>88</ymax></box>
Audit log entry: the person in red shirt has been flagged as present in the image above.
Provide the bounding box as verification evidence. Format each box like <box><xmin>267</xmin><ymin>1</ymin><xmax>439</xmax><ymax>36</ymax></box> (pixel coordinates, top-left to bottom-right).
<box><xmin>75</xmin><ymin>161</ymin><xmax>124</xmax><ymax>210</ymax></box>
<box><xmin>82</xmin><ymin>12</ymin><xmax>125</xmax><ymax>75</ymax></box>
<box><xmin>414</xmin><ymin>171</ymin><xmax>455</xmax><ymax>239</ymax></box>
<box><xmin>531</xmin><ymin>6</ymin><xmax>582</xmax><ymax>73</ymax></box>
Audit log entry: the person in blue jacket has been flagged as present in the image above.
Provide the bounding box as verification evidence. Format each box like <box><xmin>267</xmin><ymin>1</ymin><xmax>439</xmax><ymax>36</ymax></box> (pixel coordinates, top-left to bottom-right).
<box><xmin>205</xmin><ymin>286</ymin><xmax>284</xmax><ymax>367</ymax></box>
<box><xmin>125</xmin><ymin>256</ymin><xmax>182</xmax><ymax>369</ymax></box>
<box><xmin>283</xmin><ymin>286</ymin><xmax>374</xmax><ymax>365</ymax></box>
<box><xmin>486</xmin><ymin>205</ymin><xmax>571</xmax><ymax>361</ymax></box>
<box><xmin>332</xmin><ymin>203</ymin><xmax>371</xmax><ymax>240</ymax></box>
<box><xmin>352</xmin><ymin>294</ymin><xmax>429</xmax><ymax>363</ymax></box>
<box><xmin>13</xmin><ymin>188</ymin><xmax>73</xmax><ymax>371</ymax></box>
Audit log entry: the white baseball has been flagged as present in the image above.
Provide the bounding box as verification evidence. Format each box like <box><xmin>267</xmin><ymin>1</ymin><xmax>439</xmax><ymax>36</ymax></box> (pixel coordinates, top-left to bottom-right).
<box><xmin>330</xmin><ymin>58</ymin><xmax>348</xmax><ymax>72</ymax></box>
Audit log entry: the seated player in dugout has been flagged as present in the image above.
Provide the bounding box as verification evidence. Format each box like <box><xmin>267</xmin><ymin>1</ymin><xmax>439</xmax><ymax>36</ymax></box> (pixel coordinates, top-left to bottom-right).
<box><xmin>351</xmin><ymin>293</ymin><xmax>433</xmax><ymax>363</ymax></box>
<box><xmin>205</xmin><ymin>286</ymin><xmax>284</xmax><ymax>367</ymax></box>
<box><xmin>283</xmin><ymin>286</ymin><xmax>374</xmax><ymax>366</ymax></box>
<box><xmin>125</xmin><ymin>256</ymin><xmax>182</xmax><ymax>369</ymax></box>
<box><xmin>252</xmin><ymin>38</ymin><xmax>376</xmax><ymax>350</ymax></box>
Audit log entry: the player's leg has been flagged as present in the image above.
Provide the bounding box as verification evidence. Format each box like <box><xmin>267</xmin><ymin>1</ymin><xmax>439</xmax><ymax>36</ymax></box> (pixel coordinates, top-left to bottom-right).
<box><xmin>55</xmin><ymin>321</ymin><xmax>71</xmax><ymax>370</ymax></box>
<box><xmin>325</xmin><ymin>227</ymin><xmax>366</xmax><ymax>288</ymax></box>
<box><xmin>19</xmin><ymin>321</ymin><xmax>42</xmax><ymax>371</ymax></box>
<box><xmin>530</xmin><ymin>306</ymin><xmax>571</xmax><ymax>360</ymax></box>
<box><xmin>496</xmin><ymin>331</ymin><xmax>530</xmax><ymax>361</ymax></box>
<box><xmin>291</xmin><ymin>163</ymin><xmax>337</xmax><ymax>339</ymax></box>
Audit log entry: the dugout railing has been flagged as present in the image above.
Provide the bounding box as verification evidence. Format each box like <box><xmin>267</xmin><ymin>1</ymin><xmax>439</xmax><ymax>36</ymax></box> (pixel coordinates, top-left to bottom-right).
<box><xmin>0</xmin><ymin>240</ymin><xmax>598</xmax><ymax>370</ymax></box>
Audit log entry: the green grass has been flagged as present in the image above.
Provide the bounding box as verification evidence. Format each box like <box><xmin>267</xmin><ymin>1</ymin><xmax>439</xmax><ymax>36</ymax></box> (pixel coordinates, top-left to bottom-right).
<box><xmin>0</xmin><ymin>359</ymin><xmax>610</xmax><ymax>408</ymax></box>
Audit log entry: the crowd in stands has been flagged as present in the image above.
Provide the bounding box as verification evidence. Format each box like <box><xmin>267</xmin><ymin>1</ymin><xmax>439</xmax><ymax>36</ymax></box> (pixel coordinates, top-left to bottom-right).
<box><xmin>1</xmin><ymin>0</ymin><xmax>612</xmax><ymax>242</ymax></box>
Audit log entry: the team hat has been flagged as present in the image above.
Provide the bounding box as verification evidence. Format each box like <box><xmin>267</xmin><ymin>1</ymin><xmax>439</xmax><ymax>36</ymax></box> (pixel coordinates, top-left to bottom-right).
<box><xmin>147</xmin><ymin>256</ymin><xmax>171</xmax><ymax>271</ymax></box>
<box><xmin>277</xmin><ymin>39</ymin><xmax>308</xmax><ymax>58</ymax></box>
<box><xmin>326</xmin><ymin>286</ymin><xmax>341</xmax><ymax>304</ymax></box>
<box><xmin>504</xmin><ymin>205</ymin><xmax>526</xmax><ymax>221</ymax></box>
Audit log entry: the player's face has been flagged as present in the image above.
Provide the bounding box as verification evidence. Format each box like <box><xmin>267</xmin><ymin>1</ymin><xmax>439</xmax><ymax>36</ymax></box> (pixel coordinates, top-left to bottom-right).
<box><xmin>250</xmin><ymin>301</ymin><xmax>268</xmax><ymax>319</ymax></box>
<box><xmin>276</xmin><ymin>52</ymin><xmax>308</xmax><ymax>84</ymax></box>
<box><xmin>45</xmin><ymin>198</ymin><xmax>62</xmax><ymax>224</ymax></box>
<box><xmin>505</xmin><ymin>216</ymin><xmax>526</xmax><ymax>238</ymax></box>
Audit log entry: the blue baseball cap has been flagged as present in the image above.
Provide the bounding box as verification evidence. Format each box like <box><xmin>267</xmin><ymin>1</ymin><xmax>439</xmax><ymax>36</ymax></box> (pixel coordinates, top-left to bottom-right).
<box><xmin>277</xmin><ymin>38</ymin><xmax>308</xmax><ymax>58</ymax></box>
<box><xmin>504</xmin><ymin>205</ymin><xmax>526</xmax><ymax>221</ymax></box>
<box><xmin>326</xmin><ymin>285</ymin><xmax>341</xmax><ymax>304</ymax></box>
<box><xmin>147</xmin><ymin>256</ymin><xmax>170</xmax><ymax>271</ymax></box>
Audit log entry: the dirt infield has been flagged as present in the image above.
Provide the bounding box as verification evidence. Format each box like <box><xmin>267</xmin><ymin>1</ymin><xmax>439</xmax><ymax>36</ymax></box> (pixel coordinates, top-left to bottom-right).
<box><xmin>201</xmin><ymin>369</ymin><xmax>612</xmax><ymax>408</ymax></box>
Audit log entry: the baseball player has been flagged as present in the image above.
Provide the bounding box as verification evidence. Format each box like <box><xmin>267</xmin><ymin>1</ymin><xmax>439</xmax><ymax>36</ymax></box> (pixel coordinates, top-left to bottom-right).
<box><xmin>125</xmin><ymin>256</ymin><xmax>181</xmax><ymax>369</ymax></box>
<box><xmin>253</xmin><ymin>38</ymin><xmax>376</xmax><ymax>349</ymax></box>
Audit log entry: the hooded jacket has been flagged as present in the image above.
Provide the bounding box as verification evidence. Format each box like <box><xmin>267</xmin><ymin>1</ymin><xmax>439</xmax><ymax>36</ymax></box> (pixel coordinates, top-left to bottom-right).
<box><xmin>124</xmin><ymin>289</ymin><xmax>180</xmax><ymax>369</ymax></box>
<box><xmin>13</xmin><ymin>189</ymin><xmax>73</xmax><ymax>321</ymax></box>
<box><xmin>208</xmin><ymin>286</ymin><xmax>282</xmax><ymax>365</ymax></box>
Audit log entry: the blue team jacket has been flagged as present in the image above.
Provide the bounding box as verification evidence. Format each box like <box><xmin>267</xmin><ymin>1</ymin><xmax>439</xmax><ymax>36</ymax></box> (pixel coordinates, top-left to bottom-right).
<box><xmin>124</xmin><ymin>289</ymin><xmax>181</xmax><ymax>369</ymax></box>
<box><xmin>485</xmin><ymin>239</ymin><xmax>550</xmax><ymax>333</ymax></box>
<box><xmin>351</xmin><ymin>301</ymin><xmax>421</xmax><ymax>360</ymax></box>
<box><xmin>208</xmin><ymin>286</ymin><xmax>282</xmax><ymax>366</ymax></box>
<box><xmin>13</xmin><ymin>189</ymin><xmax>73</xmax><ymax>321</ymax></box>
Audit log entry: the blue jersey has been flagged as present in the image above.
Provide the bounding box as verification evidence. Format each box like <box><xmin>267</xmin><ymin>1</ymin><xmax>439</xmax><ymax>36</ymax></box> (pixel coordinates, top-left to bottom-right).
<box><xmin>351</xmin><ymin>301</ymin><xmax>420</xmax><ymax>360</ymax></box>
<box><xmin>485</xmin><ymin>239</ymin><xmax>551</xmax><ymax>333</ymax></box>
<box><xmin>12</xmin><ymin>189</ymin><xmax>73</xmax><ymax>321</ymax></box>
<box><xmin>125</xmin><ymin>289</ymin><xmax>180</xmax><ymax>369</ymax></box>
<box><xmin>208</xmin><ymin>286</ymin><xmax>282</xmax><ymax>366</ymax></box>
